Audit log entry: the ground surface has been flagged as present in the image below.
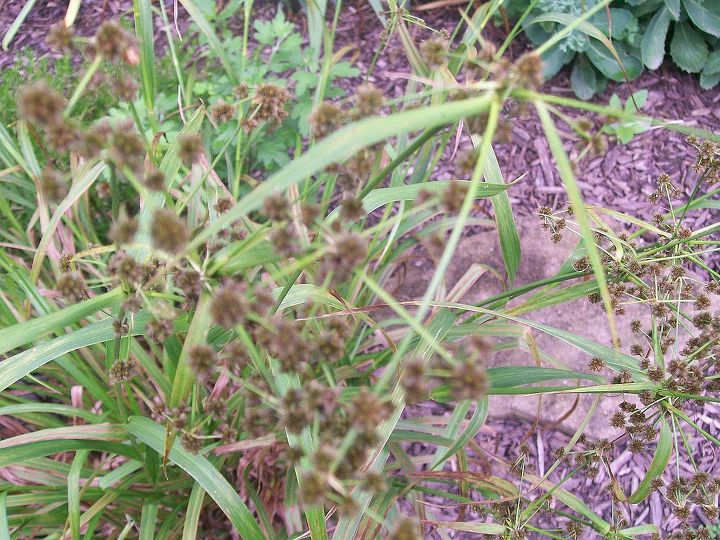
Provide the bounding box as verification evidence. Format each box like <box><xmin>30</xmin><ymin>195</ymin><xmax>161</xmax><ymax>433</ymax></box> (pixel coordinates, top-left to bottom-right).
<box><xmin>2</xmin><ymin>1</ymin><xmax>719</xmax><ymax>537</ymax></box>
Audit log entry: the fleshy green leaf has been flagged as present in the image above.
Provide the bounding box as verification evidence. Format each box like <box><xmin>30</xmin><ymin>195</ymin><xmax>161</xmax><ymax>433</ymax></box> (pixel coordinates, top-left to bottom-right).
<box><xmin>586</xmin><ymin>40</ymin><xmax>643</xmax><ymax>81</ymax></box>
<box><xmin>683</xmin><ymin>0</ymin><xmax>720</xmax><ymax>38</ymax></box>
<box><xmin>570</xmin><ymin>55</ymin><xmax>598</xmax><ymax>99</ymax></box>
<box><xmin>641</xmin><ymin>7</ymin><xmax>671</xmax><ymax>69</ymax></box>
<box><xmin>670</xmin><ymin>22</ymin><xmax>709</xmax><ymax>73</ymax></box>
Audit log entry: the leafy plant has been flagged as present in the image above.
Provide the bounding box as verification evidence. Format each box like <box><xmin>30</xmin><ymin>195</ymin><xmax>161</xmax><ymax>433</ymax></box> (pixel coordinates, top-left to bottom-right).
<box><xmin>602</xmin><ymin>89</ymin><xmax>651</xmax><ymax>143</ymax></box>
<box><xmin>504</xmin><ymin>0</ymin><xmax>720</xmax><ymax>98</ymax></box>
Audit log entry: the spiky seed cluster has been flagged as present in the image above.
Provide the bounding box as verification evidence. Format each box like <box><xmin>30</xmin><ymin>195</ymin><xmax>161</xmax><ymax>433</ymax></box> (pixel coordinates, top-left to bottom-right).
<box><xmin>56</xmin><ymin>272</ymin><xmax>86</xmax><ymax>302</ymax></box>
<box><xmin>450</xmin><ymin>357</ymin><xmax>489</xmax><ymax>400</ymax></box>
<box><xmin>253</xmin><ymin>83</ymin><xmax>291</xmax><ymax>125</ymax></box>
<box><xmin>108</xmin><ymin>120</ymin><xmax>145</xmax><ymax>172</ymax></box>
<box><xmin>354</xmin><ymin>83</ymin><xmax>384</xmax><ymax>119</ymax></box>
<box><xmin>47</xmin><ymin>21</ymin><xmax>74</xmax><ymax>52</ymax></box>
<box><xmin>109</xmin><ymin>359</ymin><xmax>139</xmax><ymax>384</ymax></box>
<box><xmin>310</xmin><ymin>102</ymin><xmax>343</xmax><ymax>139</ymax></box>
<box><xmin>39</xmin><ymin>167</ymin><xmax>67</xmax><ymax>203</ymax></box>
<box><xmin>340</xmin><ymin>197</ymin><xmax>365</xmax><ymax>222</ymax></box>
<box><xmin>688</xmin><ymin>137</ymin><xmax>720</xmax><ymax>184</ymax></box>
<box><xmin>18</xmin><ymin>81</ymin><xmax>66</xmax><ymax>126</ymax></box>
<box><xmin>441</xmin><ymin>181</ymin><xmax>468</xmax><ymax>213</ymax></box>
<box><xmin>150</xmin><ymin>209</ymin><xmax>189</xmax><ymax>255</ymax></box>
<box><xmin>210</xmin><ymin>99</ymin><xmax>236</xmax><ymax>123</ymax></box>
<box><xmin>143</xmin><ymin>168</ymin><xmax>165</xmax><ymax>192</ymax></box>
<box><xmin>400</xmin><ymin>358</ymin><xmax>428</xmax><ymax>404</ymax></box>
<box><xmin>94</xmin><ymin>21</ymin><xmax>139</xmax><ymax>65</ymax></box>
<box><xmin>210</xmin><ymin>282</ymin><xmax>249</xmax><ymax>329</ymax></box>
<box><xmin>263</xmin><ymin>193</ymin><xmax>290</xmax><ymax>222</ymax></box>
<box><xmin>188</xmin><ymin>344</ymin><xmax>217</xmax><ymax>381</ymax></box>
<box><xmin>509</xmin><ymin>52</ymin><xmax>544</xmax><ymax>90</ymax></box>
<box><xmin>109</xmin><ymin>216</ymin><xmax>138</xmax><ymax>246</ymax></box>
<box><xmin>146</xmin><ymin>317</ymin><xmax>174</xmax><ymax>343</ymax></box>
<box><xmin>389</xmin><ymin>518</ymin><xmax>421</xmax><ymax>540</ymax></box>
<box><xmin>319</xmin><ymin>230</ymin><xmax>368</xmax><ymax>285</ymax></box>
<box><xmin>177</xmin><ymin>133</ymin><xmax>204</xmax><ymax>167</ymax></box>
<box><xmin>79</xmin><ymin>120</ymin><xmax>112</xmax><ymax>158</ymax></box>
<box><xmin>420</xmin><ymin>36</ymin><xmax>448</xmax><ymax>69</ymax></box>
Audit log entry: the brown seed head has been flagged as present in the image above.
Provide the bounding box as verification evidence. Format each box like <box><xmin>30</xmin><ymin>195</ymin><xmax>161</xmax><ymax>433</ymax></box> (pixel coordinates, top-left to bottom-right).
<box><xmin>18</xmin><ymin>81</ymin><xmax>66</xmax><ymax>126</ymax></box>
<box><xmin>150</xmin><ymin>209</ymin><xmax>189</xmax><ymax>254</ymax></box>
<box><xmin>177</xmin><ymin>133</ymin><xmax>204</xmax><ymax>167</ymax></box>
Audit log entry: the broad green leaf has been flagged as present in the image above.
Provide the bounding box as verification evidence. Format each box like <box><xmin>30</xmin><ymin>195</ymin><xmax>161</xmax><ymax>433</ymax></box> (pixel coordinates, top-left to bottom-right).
<box><xmin>125</xmin><ymin>417</ymin><xmax>265</xmax><ymax>539</ymax></box>
<box><xmin>670</xmin><ymin>22</ymin><xmax>709</xmax><ymax>73</ymax></box>
<box><xmin>586</xmin><ymin>40</ymin><xmax>643</xmax><ymax>81</ymax></box>
<box><xmin>700</xmin><ymin>71</ymin><xmax>720</xmax><ymax>89</ymax></box>
<box><xmin>641</xmin><ymin>7</ymin><xmax>671</xmax><ymax>69</ymax></box>
<box><xmin>540</xmin><ymin>44</ymin><xmax>575</xmax><ymax>79</ymax></box>
<box><xmin>665</xmin><ymin>0</ymin><xmax>680</xmax><ymax>19</ymax></box>
<box><xmin>683</xmin><ymin>0</ymin><xmax>720</xmax><ymax>37</ymax></box>
<box><xmin>703</xmin><ymin>50</ymin><xmax>720</xmax><ymax>74</ymax></box>
<box><xmin>570</xmin><ymin>55</ymin><xmax>598</xmax><ymax>100</ymax></box>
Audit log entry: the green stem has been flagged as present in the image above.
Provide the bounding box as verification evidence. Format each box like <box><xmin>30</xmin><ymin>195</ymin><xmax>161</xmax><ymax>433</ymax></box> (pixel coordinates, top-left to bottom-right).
<box><xmin>65</xmin><ymin>55</ymin><xmax>103</xmax><ymax>118</ymax></box>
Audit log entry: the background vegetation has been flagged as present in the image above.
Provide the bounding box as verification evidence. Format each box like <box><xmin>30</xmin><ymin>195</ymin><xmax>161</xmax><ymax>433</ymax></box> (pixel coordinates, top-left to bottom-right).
<box><xmin>0</xmin><ymin>0</ymin><xmax>718</xmax><ymax>538</ymax></box>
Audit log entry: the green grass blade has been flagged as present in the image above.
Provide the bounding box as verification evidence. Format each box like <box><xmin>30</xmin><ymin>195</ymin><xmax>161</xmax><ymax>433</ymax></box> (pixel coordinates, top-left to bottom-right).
<box><xmin>306</xmin><ymin>0</ymin><xmax>327</xmax><ymax>62</ymax></box>
<box><xmin>2</xmin><ymin>0</ymin><xmax>38</xmax><ymax>51</ymax></box>
<box><xmin>0</xmin><ymin>312</ymin><xmax>153</xmax><ymax>394</ymax></box>
<box><xmin>618</xmin><ymin>418</ymin><xmax>672</xmax><ymax>503</ymax></box>
<box><xmin>68</xmin><ymin>450</ymin><xmax>89</xmax><ymax>540</ymax></box>
<box><xmin>139</xmin><ymin>503</ymin><xmax>158</xmax><ymax>540</ymax></box>
<box><xmin>169</xmin><ymin>294</ymin><xmax>212</xmax><ymax>407</ymax></box>
<box><xmin>0</xmin><ymin>288</ymin><xmax>123</xmax><ymax>355</ymax></box>
<box><xmin>182</xmin><ymin>484</ymin><xmax>206</xmax><ymax>540</ymax></box>
<box><xmin>534</xmin><ymin>100</ymin><xmax>619</xmax><ymax>347</ymax></box>
<box><xmin>133</xmin><ymin>0</ymin><xmax>157</xmax><ymax>115</ymax></box>
<box><xmin>65</xmin><ymin>0</ymin><xmax>81</xmax><ymax>26</ymax></box>
<box><xmin>131</xmin><ymin>107</ymin><xmax>204</xmax><ymax>261</ymax></box>
<box><xmin>0</xmin><ymin>493</ymin><xmax>8</xmax><ymax>540</ymax></box>
<box><xmin>482</xmin><ymin>145</ymin><xmax>520</xmax><ymax>283</ymax></box>
<box><xmin>430</xmin><ymin>398</ymin><xmax>488</xmax><ymax>469</ymax></box>
<box><xmin>124</xmin><ymin>417</ymin><xmax>265</xmax><ymax>539</ymax></box>
<box><xmin>30</xmin><ymin>161</ymin><xmax>106</xmax><ymax>283</ymax></box>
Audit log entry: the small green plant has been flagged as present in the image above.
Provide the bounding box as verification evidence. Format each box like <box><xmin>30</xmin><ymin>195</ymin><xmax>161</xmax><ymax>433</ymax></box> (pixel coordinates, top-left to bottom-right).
<box><xmin>602</xmin><ymin>89</ymin><xmax>651</xmax><ymax>143</ymax></box>
<box><xmin>503</xmin><ymin>0</ymin><xmax>720</xmax><ymax>98</ymax></box>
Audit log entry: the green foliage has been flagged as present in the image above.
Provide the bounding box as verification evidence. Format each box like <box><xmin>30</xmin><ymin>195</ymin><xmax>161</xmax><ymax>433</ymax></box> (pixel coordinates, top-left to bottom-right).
<box><xmin>506</xmin><ymin>0</ymin><xmax>720</xmax><ymax>98</ymax></box>
<box><xmin>0</xmin><ymin>1</ymin><xmax>718</xmax><ymax>539</ymax></box>
<box><xmin>602</xmin><ymin>89</ymin><xmax>651</xmax><ymax>143</ymax></box>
